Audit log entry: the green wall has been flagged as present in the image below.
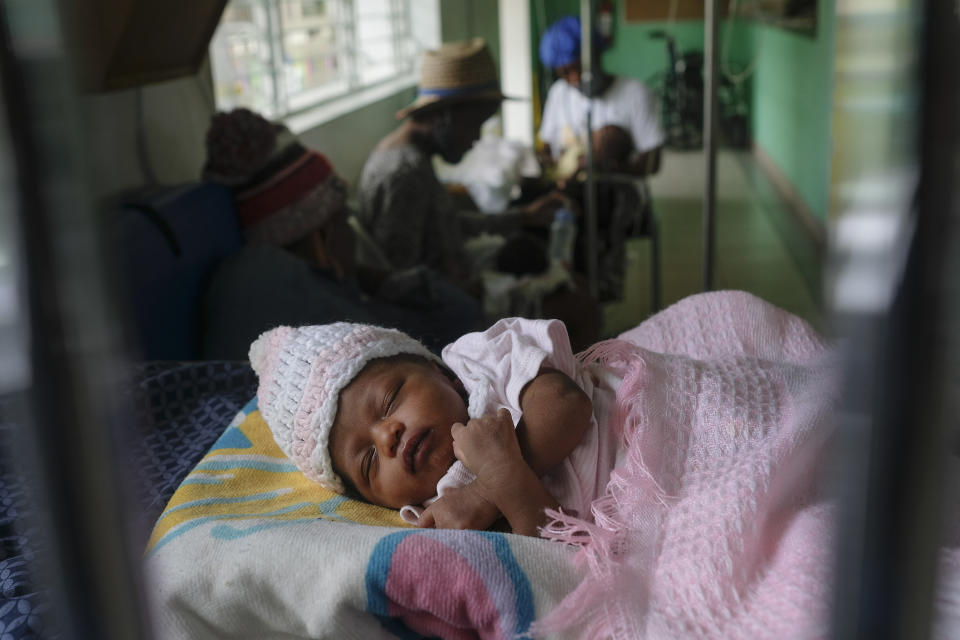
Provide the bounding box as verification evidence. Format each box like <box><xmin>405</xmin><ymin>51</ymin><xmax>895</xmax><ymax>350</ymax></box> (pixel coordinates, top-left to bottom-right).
<box><xmin>531</xmin><ymin>0</ymin><xmax>704</xmax><ymax>84</ymax></box>
<box><xmin>745</xmin><ymin>0</ymin><xmax>835</xmax><ymax>221</ymax></box>
<box><xmin>604</xmin><ymin>21</ymin><xmax>704</xmax><ymax>84</ymax></box>
<box><xmin>441</xmin><ymin>0</ymin><xmax>501</xmax><ymax>64</ymax></box>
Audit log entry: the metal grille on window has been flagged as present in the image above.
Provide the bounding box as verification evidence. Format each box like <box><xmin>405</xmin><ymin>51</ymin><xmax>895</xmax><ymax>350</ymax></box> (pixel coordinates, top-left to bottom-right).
<box><xmin>210</xmin><ymin>0</ymin><xmax>417</xmax><ymax>119</ymax></box>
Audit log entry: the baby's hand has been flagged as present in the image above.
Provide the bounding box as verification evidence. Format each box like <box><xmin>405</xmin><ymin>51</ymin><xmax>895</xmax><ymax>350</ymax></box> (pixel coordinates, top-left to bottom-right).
<box><xmin>417</xmin><ymin>482</ymin><xmax>500</xmax><ymax>531</ymax></box>
<box><xmin>451</xmin><ymin>409</ymin><xmax>526</xmax><ymax>500</ymax></box>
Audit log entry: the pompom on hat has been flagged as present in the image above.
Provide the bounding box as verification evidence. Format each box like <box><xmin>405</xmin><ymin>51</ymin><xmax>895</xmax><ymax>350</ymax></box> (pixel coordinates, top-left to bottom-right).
<box><xmin>202</xmin><ymin>107</ymin><xmax>348</xmax><ymax>247</ymax></box>
<box><xmin>249</xmin><ymin>323</ymin><xmax>436</xmax><ymax>493</ymax></box>
<box><xmin>397</xmin><ymin>38</ymin><xmax>510</xmax><ymax>119</ymax></box>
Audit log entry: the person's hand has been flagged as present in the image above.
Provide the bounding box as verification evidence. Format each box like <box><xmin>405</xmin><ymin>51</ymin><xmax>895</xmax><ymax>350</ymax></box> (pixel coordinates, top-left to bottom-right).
<box><xmin>522</xmin><ymin>191</ymin><xmax>569</xmax><ymax>227</ymax></box>
<box><xmin>536</xmin><ymin>143</ymin><xmax>555</xmax><ymax>169</ymax></box>
<box><xmin>417</xmin><ymin>482</ymin><xmax>501</xmax><ymax>531</ymax></box>
<box><xmin>451</xmin><ymin>409</ymin><xmax>527</xmax><ymax>501</ymax></box>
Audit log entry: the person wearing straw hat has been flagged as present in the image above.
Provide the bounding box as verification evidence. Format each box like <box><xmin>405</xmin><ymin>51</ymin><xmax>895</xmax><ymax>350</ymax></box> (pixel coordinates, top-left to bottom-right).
<box><xmin>356</xmin><ymin>38</ymin><xmax>568</xmax><ymax>286</ymax></box>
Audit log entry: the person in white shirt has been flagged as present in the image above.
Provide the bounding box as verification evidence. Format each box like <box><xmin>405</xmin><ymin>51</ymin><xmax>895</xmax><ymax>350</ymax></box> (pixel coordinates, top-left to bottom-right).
<box><xmin>538</xmin><ymin>15</ymin><xmax>665</xmax><ymax>176</ymax></box>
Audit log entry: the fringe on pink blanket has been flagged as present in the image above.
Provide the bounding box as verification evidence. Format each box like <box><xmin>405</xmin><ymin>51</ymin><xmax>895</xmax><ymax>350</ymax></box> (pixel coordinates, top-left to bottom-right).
<box><xmin>532</xmin><ymin>292</ymin><xmax>839</xmax><ymax>639</ymax></box>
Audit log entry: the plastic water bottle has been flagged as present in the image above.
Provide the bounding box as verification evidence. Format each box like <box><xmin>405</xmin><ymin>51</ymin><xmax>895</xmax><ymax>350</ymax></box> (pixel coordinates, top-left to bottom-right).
<box><xmin>548</xmin><ymin>208</ymin><xmax>576</xmax><ymax>268</ymax></box>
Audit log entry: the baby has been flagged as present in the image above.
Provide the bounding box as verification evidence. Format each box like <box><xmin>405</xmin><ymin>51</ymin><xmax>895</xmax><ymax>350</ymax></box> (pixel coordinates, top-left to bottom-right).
<box><xmin>250</xmin><ymin>297</ymin><xmax>841</xmax><ymax>639</ymax></box>
<box><xmin>250</xmin><ymin>317</ymin><xmax>622</xmax><ymax>537</ymax></box>
<box><xmin>552</xmin><ymin>123</ymin><xmax>635</xmax><ymax>180</ymax></box>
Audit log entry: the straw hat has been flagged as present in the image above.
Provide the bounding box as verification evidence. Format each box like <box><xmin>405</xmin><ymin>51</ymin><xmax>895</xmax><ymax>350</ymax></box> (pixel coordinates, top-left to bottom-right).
<box><xmin>397</xmin><ymin>38</ymin><xmax>507</xmax><ymax>119</ymax></box>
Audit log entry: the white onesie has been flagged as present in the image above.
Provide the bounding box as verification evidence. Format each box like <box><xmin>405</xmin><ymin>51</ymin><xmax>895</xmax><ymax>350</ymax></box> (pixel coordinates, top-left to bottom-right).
<box><xmin>400</xmin><ymin>317</ymin><xmax>624</xmax><ymax>525</ymax></box>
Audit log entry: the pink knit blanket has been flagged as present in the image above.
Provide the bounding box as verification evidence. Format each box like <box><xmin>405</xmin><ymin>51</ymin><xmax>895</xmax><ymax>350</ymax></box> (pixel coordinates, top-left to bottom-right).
<box><xmin>535</xmin><ymin>292</ymin><xmax>838</xmax><ymax>639</ymax></box>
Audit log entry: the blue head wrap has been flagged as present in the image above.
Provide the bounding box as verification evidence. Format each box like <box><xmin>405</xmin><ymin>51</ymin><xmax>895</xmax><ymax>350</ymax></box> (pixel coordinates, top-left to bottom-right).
<box><xmin>539</xmin><ymin>16</ymin><xmax>582</xmax><ymax>69</ymax></box>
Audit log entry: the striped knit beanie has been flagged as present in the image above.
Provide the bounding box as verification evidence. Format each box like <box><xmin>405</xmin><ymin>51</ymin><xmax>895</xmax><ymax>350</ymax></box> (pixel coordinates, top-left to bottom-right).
<box><xmin>202</xmin><ymin>108</ymin><xmax>347</xmax><ymax>247</ymax></box>
<box><xmin>249</xmin><ymin>323</ymin><xmax>436</xmax><ymax>493</ymax></box>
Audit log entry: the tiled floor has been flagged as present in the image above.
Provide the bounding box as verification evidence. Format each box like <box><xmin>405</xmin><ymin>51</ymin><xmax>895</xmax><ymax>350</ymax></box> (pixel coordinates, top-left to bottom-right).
<box><xmin>603</xmin><ymin>149</ymin><xmax>823</xmax><ymax>336</ymax></box>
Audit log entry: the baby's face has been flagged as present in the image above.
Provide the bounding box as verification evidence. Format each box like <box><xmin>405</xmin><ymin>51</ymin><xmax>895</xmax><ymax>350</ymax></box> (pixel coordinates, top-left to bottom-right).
<box><xmin>329</xmin><ymin>356</ymin><xmax>467</xmax><ymax>509</ymax></box>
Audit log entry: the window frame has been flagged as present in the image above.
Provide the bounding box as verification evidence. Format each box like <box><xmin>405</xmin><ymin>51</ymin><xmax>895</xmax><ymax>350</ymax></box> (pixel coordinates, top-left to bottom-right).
<box><xmin>209</xmin><ymin>0</ymin><xmax>423</xmax><ymax>131</ymax></box>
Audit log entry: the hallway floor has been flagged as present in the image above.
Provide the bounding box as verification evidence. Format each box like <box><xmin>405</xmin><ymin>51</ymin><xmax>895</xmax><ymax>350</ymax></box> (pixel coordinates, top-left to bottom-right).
<box><xmin>603</xmin><ymin>149</ymin><xmax>824</xmax><ymax>336</ymax></box>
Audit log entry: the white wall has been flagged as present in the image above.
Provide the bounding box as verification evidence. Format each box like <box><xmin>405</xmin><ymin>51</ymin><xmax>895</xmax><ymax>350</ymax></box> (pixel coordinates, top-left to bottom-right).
<box><xmin>440</xmin><ymin>0</ymin><xmax>500</xmax><ymax>64</ymax></box>
<box><xmin>80</xmin><ymin>69</ymin><xmax>214</xmax><ymax>200</ymax></box>
<box><xmin>296</xmin><ymin>86</ymin><xmax>417</xmax><ymax>189</ymax></box>
<box><xmin>498</xmin><ymin>0</ymin><xmax>533</xmax><ymax>145</ymax></box>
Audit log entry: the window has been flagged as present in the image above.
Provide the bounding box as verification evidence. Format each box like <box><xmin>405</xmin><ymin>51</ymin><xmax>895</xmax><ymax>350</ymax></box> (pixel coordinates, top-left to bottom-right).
<box><xmin>209</xmin><ymin>0</ymin><xmax>421</xmax><ymax>120</ymax></box>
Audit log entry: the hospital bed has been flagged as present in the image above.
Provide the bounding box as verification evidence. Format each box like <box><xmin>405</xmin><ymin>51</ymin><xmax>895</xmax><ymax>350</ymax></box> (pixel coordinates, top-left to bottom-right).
<box><xmin>3</xmin><ymin>1</ymin><xmax>960</xmax><ymax>638</ymax></box>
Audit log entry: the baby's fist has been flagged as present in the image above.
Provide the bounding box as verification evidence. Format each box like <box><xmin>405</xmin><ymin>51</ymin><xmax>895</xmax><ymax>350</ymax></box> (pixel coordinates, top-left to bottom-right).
<box><xmin>450</xmin><ymin>409</ymin><xmax>524</xmax><ymax>497</ymax></box>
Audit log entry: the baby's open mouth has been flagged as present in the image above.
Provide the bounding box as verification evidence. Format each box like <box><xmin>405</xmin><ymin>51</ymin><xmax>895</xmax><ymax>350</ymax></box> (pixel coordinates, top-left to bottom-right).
<box><xmin>403</xmin><ymin>429</ymin><xmax>430</xmax><ymax>474</ymax></box>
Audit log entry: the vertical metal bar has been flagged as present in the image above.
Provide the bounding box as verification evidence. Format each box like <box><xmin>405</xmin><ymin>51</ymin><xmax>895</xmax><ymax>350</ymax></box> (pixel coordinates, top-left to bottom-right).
<box><xmin>581</xmin><ymin>0</ymin><xmax>599</xmax><ymax>299</ymax></box>
<box><xmin>650</xmin><ymin>212</ymin><xmax>661</xmax><ymax>312</ymax></box>
<box><xmin>0</xmin><ymin>1</ymin><xmax>153</xmax><ymax>637</ymax></box>
<box><xmin>701</xmin><ymin>0</ymin><xmax>719</xmax><ymax>291</ymax></box>
<box><xmin>828</xmin><ymin>0</ymin><xmax>954</xmax><ymax>638</ymax></box>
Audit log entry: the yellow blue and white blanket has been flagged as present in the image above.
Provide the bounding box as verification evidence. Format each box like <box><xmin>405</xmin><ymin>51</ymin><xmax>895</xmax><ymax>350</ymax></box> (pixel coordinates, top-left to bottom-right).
<box><xmin>146</xmin><ymin>398</ymin><xmax>579</xmax><ymax>639</ymax></box>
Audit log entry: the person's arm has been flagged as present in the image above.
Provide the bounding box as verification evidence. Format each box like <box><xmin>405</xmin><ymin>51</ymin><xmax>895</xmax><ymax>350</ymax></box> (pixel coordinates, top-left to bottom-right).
<box><xmin>417</xmin><ymin>361</ymin><xmax>591</xmax><ymax>535</ymax></box>
<box><xmin>537</xmin><ymin>142</ymin><xmax>555</xmax><ymax>168</ymax></box>
<box><xmin>515</xmin><ymin>366</ymin><xmax>593</xmax><ymax>475</ymax></box>
<box><xmin>457</xmin><ymin>190</ymin><xmax>570</xmax><ymax>235</ymax></box>
<box><xmin>621</xmin><ymin>145</ymin><xmax>662</xmax><ymax>177</ymax></box>
<box><xmin>371</xmin><ymin>167</ymin><xmax>432</xmax><ymax>270</ymax></box>
<box><xmin>624</xmin><ymin>80</ymin><xmax>665</xmax><ymax>177</ymax></box>
<box><xmin>417</xmin><ymin>481</ymin><xmax>502</xmax><ymax>531</ymax></box>
<box><xmin>451</xmin><ymin>409</ymin><xmax>560</xmax><ymax>537</ymax></box>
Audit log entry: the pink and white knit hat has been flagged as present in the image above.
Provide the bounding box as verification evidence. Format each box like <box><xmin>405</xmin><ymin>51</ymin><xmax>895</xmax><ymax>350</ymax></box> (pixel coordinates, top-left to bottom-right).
<box><xmin>249</xmin><ymin>323</ymin><xmax>436</xmax><ymax>493</ymax></box>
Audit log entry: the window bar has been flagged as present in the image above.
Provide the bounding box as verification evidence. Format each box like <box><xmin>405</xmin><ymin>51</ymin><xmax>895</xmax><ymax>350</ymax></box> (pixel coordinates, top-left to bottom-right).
<box><xmin>344</xmin><ymin>0</ymin><xmax>360</xmax><ymax>91</ymax></box>
<box><xmin>400</xmin><ymin>0</ymin><xmax>414</xmax><ymax>74</ymax></box>
<box><xmin>264</xmin><ymin>0</ymin><xmax>284</xmax><ymax>117</ymax></box>
<box><xmin>391</xmin><ymin>0</ymin><xmax>402</xmax><ymax>75</ymax></box>
<box><xmin>580</xmin><ymin>0</ymin><xmax>599</xmax><ymax>299</ymax></box>
<box><xmin>702</xmin><ymin>0</ymin><xmax>718</xmax><ymax>292</ymax></box>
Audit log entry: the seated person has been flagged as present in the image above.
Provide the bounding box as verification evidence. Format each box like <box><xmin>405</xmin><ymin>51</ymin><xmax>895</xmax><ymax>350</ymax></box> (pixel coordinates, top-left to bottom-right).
<box><xmin>538</xmin><ymin>16</ymin><xmax>665</xmax><ymax>177</ymax></box>
<box><xmin>356</xmin><ymin>38</ymin><xmax>566</xmax><ymax>285</ymax></box>
<box><xmin>518</xmin><ymin>123</ymin><xmax>648</xmax><ymax>304</ymax></box>
<box><xmin>200</xmin><ymin>108</ymin><xmax>483</xmax><ymax>359</ymax></box>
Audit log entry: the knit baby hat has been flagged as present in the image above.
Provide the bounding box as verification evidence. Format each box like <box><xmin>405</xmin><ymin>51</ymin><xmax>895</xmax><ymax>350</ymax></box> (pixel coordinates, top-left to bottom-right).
<box><xmin>249</xmin><ymin>323</ymin><xmax>436</xmax><ymax>493</ymax></box>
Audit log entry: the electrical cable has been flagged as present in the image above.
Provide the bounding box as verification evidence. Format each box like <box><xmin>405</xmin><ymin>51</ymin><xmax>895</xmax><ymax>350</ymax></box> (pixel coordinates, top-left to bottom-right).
<box><xmin>720</xmin><ymin>0</ymin><xmax>759</xmax><ymax>85</ymax></box>
<box><xmin>667</xmin><ymin>0</ymin><xmax>680</xmax><ymax>34</ymax></box>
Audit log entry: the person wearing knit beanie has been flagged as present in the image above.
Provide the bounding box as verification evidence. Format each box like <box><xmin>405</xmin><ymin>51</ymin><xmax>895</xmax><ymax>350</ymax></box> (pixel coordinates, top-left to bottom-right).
<box><xmin>199</xmin><ymin>109</ymin><xmax>483</xmax><ymax>359</ymax></box>
<box><xmin>203</xmin><ymin>107</ymin><xmax>349</xmax><ymax>250</ymax></box>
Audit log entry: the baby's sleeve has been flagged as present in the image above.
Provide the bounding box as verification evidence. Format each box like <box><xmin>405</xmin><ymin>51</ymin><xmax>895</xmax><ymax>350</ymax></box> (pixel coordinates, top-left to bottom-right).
<box><xmin>441</xmin><ymin>317</ymin><xmax>577</xmax><ymax>425</ymax></box>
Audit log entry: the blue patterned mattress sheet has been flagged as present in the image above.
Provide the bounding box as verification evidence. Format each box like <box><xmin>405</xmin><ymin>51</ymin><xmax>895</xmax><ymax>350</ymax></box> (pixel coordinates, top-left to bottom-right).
<box><xmin>0</xmin><ymin>361</ymin><xmax>257</xmax><ymax>640</ymax></box>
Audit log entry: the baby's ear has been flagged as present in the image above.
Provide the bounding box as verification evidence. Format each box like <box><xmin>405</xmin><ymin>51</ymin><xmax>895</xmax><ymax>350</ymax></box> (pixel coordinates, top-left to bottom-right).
<box><xmin>433</xmin><ymin>360</ymin><xmax>466</xmax><ymax>392</ymax></box>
